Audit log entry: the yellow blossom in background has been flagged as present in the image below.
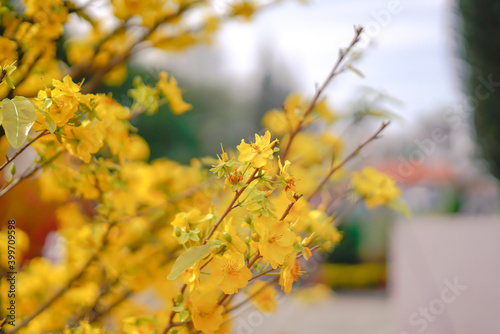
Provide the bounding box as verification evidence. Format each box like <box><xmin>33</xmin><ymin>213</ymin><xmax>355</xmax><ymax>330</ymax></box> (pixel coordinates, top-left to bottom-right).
<box><xmin>231</xmin><ymin>1</ymin><xmax>256</xmax><ymax>21</ymax></box>
<box><xmin>292</xmin><ymin>284</ymin><xmax>332</xmax><ymax>304</ymax></box>
<box><xmin>157</xmin><ymin>71</ymin><xmax>192</xmax><ymax>114</ymax></box>
<box><xmin>237</xmin><ymin>130</ymin><xmax>277</xmax><ymax>168</ymax></box>
<box><xmin>0</xmin><ymin>37</ymin><xmax>18</xmax><ymax>63</ymax></box>
<box><xmin>283</xmin><ymin>93</ymin><xmax>303</xmax><ymax>130</ymax></box>
<box><xmin>103</xmin><ymin>63</ymin><xmax>128</xmax><ymax>86</ymax></box>
<box><xmin>262</xmin><ymin>108</ymin><xmax>289</xmax><ymax>135</ymax></box>
<box><xmin>352</xmin><ymin>167</ymin><xmax>401</xmax><ymax>208</ymax></box>
<box><xmin>210</xmin><ymin>250</ymin><xmax>252</xmax><ymax>294</ymax></box>
<box><xmin>66</xmin><ymin>40</ymin><xmax>95</xmax><ymax>65</ymax></box>
<box><xmin>248</xmin><ymin>280</ymin><xmax>277</xmax><ymax>313</ymax></box>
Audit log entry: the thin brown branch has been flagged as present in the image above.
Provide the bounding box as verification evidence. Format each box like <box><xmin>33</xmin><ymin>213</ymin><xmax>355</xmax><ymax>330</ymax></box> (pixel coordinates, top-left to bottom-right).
<box><xmin>202</xmin><ymin>167</ymin><xmax>260</xmax><ymax>245</ymax></box>
<box><xmin>306</xmin><ymin>121</ymin><xmax>390</xmax><ymax>202</ymax></box>
<box><xmin>0</xmin><ymin>130</ymin><xmax>48</xmax><ymax>172</ymax></box>
<box><xmin>225</xmin><ymin>276</ymin><xmax>280</xmax><ymax>314</ymax></box>
<box><xmin>0</xmin><ymin>151</ymin><xmax>62</xmax><ymax>198</ymax></box>
<box><xmin>281</xmin><ymin>26</ymin><xmax>364</xmax><ymax>161</ymax></box>
<box><xmin>249</xmin><ymin>267</ymin><xmax>277</xmax><ymax>282</ymax></box>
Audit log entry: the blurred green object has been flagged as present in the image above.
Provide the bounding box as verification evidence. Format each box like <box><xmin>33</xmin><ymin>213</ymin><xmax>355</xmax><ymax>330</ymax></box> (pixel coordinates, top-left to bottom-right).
<box><xmin>327</xmin><ymin>223</ymin><xmax>361</xmax><ymax>264</ymax></box>
<box><xmin>321</xmin><ymin>263</ymin><xmax>386</xmax><ymax>289</ymax></box>
<box><xmin>459</xmin><ymin>0</ymin><xmax>500</xmax><ymax>179</ymax></box>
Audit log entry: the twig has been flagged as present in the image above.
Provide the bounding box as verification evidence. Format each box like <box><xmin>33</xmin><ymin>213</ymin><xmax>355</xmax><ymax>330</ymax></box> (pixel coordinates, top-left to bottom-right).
<box><xmin>281</xmin><ymin>26</ymin><xmax>364</xmax><ymax>161</ymax></box>
<box><xmin>306</xmin><ymin>121</ymin><xmax>390</xmax><ymax>202</ymax></box>
<box><xmin>225</xmin><ymin>276</ymin><xmax>280</xmax><ymax>314</ymax></box>
<box><xmin>202</xmin><ymin>167</ymin><xmax>261</xmax><ymax>245</ymax></box>
<box><xmin>0</xmin><ymin>151</ymin><xmax>61</xmax><ymax>198</ymax></box>
<box><xmin>0</xmin><ymin>130</ymin><xmax>48</xmax><ymax>172</ymax></box>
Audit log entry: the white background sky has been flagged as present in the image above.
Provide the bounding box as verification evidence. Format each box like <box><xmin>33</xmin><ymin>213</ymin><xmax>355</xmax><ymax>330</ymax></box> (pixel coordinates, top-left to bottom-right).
<box><xmin>204</xmin><ymin>0</ymin><xmax>462</xmax><ymax>122</ymax></box>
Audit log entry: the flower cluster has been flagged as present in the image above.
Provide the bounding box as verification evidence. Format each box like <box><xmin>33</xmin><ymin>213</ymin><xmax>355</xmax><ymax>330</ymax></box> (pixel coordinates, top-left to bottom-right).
<box><xmin>0</xmin><ymin>2</ymin><xmax>408</xmax><ymax>334</ymax></box>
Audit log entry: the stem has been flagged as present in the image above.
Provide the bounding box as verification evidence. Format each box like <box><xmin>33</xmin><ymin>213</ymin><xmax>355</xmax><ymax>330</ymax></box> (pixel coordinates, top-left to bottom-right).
<box><xmin>202</xmin><ymin>167</ymin><xmax>260</xmax><ymax>245</ymax></box>
<box><xmin>225</xmin><ymin>276</ymin><xmax>280</xmax><ymax>314</ymax></box>
<box><xmin>0</xmin><ymin>151</ymin><xmax>61</xmax><ymax>198</ymax></box>
<box><xmin>281</xmin><ymin>26</ymin><xmax>364</xmax><ymax>161</ymax></box>
<box><xmin>249</xmin><ymin>267</ymin><xmax>277</xmax><ymax>282</ymax></box>
<box><xmin>0</xmin><ymin>130</ymin><xmax>48</xmax><ymax>172</ymax></box>
<box><xmin>307</xmin><ymin>121</ymin><xmax>390</xmax><ymax>202</ymax></box>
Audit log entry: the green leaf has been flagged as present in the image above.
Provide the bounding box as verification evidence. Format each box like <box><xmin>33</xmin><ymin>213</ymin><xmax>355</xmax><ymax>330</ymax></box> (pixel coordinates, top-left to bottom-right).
<box><xmin>167</xmin><ymin>244</ymin><xmax>215</xmax><ymax>280</ymax></box>
<box><xmin>44</xmin><ymin>113</ymin><xmax>57</xmax><ymax>133</ymax></box>
<box><xmin>197</xmin><ymin>214</ymin><xmax>215</xmax><ymax>223</ymax></box>
<box><xmin>0</xmin><ymin>97</ymin><xmax>37</xmax><ymax>148</ymax></box>
<box><xmin>9</xmin><ymin>162</ymin><xmax>15</xmax><ymax>176</ymax></box>
<box><xmin>347</xmin><ymin>64</ymin><xmax>365</xmax><ymax>78</ymax></box>
<box><xmin>171</xmin><ymin>305</ymin><xmax>184</xmax><ymax>313</ymax></box>
<box><xmin>179</xmin><ymin>310</ymin><xmax>189</xmax><ymax>322</ymax></box>
<box><xmin>4</xmin><ymin>75</ymin><xmax>15</xmax><ymax>89</ymax></box>
<box><xmin>178</xmin><ymin>233</ymin><xmax>189</xmax><ymax>244</ymax></box>
<box><xmin>42</xmin><ymin>98</ymin><xmax>52</xmax><ymax>110</ymax></box>
<box><xmin>387</xmin><ymin>199</ymin><xmax>412</xmax><ymax>218</ymax></box>
<box><xmin>188</xmin><ymin>231</ymin><xmax>200</xmax><ymax>242</ymax></box>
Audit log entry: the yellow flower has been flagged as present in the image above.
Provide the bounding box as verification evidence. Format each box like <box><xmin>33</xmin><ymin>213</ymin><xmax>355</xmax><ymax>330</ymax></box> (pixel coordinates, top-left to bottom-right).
<box><xmin>157</xmin><ymin>71</ymin><xmax>192</xmax><ymax>114</ymax></box>
<box><xmin>307</xmin><ymin>210</ymin><xmax>342</xmax><ymax>246</ymax></box>
<box><xmin>254</xmin><ymin>218</ymin><xmax>296</xmax><ymax>268</ymax></box>
<box><xmin>190</xmin><ymin>287</ymin><xmax>225</xmax><ymax>334</ymax></box>
<box><xmin>352</xmin><ymin>167</ymin><xmax>401</xmax><ymax>208</ymax></box>
<box><xmin>0</xmin><ymin>37</ymin><xmax>18</xmax><ymax>64</ymax></box>
<box><xmin>183</xmin><ymin>262</ymin><xmax>200</xmax><ymax>293</ymax></box>
<box><xmin>210</xmin><ymin>250</ymin><xmax>252</xmax><ymax>294</ymax></box>
<box><xmin>248</xmin><ymin>280</ymin><xmax>277</xmax><ymax>313</ymax></box>
<box><xmin>63</xmin><ymin>120</ymin><xmax>105</xmax><ymax>163</ymax></box>
<box><xmin>279</xmin><ymin>253</ymin><xmax>301</xmax><ymax>295</ymax></box>
<box><xmin>283</xmin><ymin>93</ymin><xmax>302</xmax><ymax>130</ymax></box>
<box><xmin>230</xmin><ymin>1</ymin><xmax>256</xmax><ymax>21</ymax></box>
<box><xmin>237</xmin><ymin>131</ymin><xmax>277</xmax><ymax>168</ymax></box>
<box><xmin>278</xmin><ymin>158</ymin><xmax>297</xmax><ymax>202</ymax></box>
<box><xmin>66</xmin><ymin>40</ymin><xmax>95</xmax><ymax>65</ymax></box>
<box><xmin>262</xmin><ymin>109</ymin><xmax>289</xmax><ymax>135</ymax></box>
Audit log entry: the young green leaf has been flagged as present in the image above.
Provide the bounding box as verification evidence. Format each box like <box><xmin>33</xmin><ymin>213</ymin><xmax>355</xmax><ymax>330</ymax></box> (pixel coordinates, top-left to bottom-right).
<box><xmin>0</xmin><ymin>97</ymin><xmax>37</xmax><ymax>148</ymax></box>
<box><xmin>167</xmin><ymin>244</ymin><xmax>215</xmax><ymax>280</ymax></box>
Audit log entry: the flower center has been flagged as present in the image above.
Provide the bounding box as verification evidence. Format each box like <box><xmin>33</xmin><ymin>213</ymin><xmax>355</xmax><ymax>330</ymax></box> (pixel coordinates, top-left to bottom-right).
<box><xmin>222</xmin><ymin>261</ymin><xmax>238</xmax><ymax>275</ymax></box>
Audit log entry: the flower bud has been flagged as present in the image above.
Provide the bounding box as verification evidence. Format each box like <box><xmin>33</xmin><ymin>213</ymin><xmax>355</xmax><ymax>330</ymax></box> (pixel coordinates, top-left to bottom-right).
<box><xmin>222</xmin><ymin>232</ymin><xmax>232</xmax><ymax>243</ymax></box>
<box><xmin>251</xmin><ymin>233</ymin><xmax>260</xmax><ymax>242</ymax></box>
<box><xmin>169</xmin><ymin>329</ymin><xmax>178</xmax><ymax>334</ymax></box>
<box><xmin>174</xmin><ymin>226</ymin><xmax>181</xmax><ymax>237</ymax></box>
<box><xmin>305</xmin><ymin>247</ymin><xmax>313</xmax><ymax>259</ymax></box>
<box><xmin>244</xmin><ymin>236</ymin><xmax>252</xmax><ymax>244</ymax></box>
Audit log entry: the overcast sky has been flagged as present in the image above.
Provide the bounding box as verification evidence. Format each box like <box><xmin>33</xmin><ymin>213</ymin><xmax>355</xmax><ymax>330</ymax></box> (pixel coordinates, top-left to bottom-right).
<box><xmin>208</xmin><ymin>0</ymin><xmax>461</xmax><ymax>122</ymax></box>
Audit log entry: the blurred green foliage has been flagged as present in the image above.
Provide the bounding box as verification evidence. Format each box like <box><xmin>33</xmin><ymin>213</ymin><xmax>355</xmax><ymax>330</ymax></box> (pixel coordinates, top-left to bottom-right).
<box><xmin>459</xmin><ymin>0</ymin><xmax>500</xmax><ymax>179</ymax></box>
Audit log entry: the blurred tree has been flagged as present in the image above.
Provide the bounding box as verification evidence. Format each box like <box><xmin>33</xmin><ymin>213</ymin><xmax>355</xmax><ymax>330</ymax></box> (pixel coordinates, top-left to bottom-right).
<box><xmin>459</xmin><ymin>0</ymin><xmax>500</xmax><ymax>178</ymax></box>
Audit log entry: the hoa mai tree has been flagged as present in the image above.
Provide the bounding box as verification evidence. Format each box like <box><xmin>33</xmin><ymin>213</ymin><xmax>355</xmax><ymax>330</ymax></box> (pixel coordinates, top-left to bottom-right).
<box><xmin>0</xmin><ymin>0</ymin><xmax>409</xmax><ymax>333</ymax></box>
